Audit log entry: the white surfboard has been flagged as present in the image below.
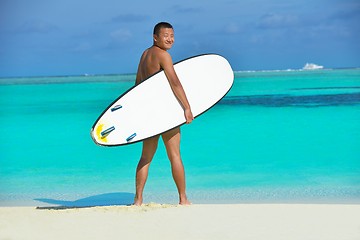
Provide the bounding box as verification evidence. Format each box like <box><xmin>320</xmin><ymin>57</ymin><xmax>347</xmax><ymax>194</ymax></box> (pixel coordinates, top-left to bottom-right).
<box><xmin>91</xmin><ymin>54</ymin><xmax>234</xmax><ymax>146</ymax></box>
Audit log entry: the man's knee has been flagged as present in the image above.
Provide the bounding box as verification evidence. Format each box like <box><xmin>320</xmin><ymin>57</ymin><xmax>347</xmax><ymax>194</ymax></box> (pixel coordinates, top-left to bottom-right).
<box><xmin>167</xmin><ymin>150</ymin><xmax>181</xmax><ymax>163</ymax></box>
<box><xmin>139</xmin><ymin>155</ymin><xmax>153</xmax><ymax>165</ymax></box>
<box><xmin>141</xmin><ymin>136</ymin><xmax>159</xmax><ymax>156</ymax></box>
<box><xmin>137</xmin><ymin>155</ymin><xmax>154</xmax><ymax>170</ymax></box>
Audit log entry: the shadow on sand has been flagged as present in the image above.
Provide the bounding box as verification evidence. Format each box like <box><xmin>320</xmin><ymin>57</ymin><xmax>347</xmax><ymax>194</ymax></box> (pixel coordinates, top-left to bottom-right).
<box><xmin>34</xmin><ymin>192</ymin><xmax>135</xmax><ymax>209</ymax></box>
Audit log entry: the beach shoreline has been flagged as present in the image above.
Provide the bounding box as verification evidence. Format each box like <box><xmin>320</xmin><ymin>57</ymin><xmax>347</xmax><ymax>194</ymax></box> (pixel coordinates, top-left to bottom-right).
<box><xmin>1</xmin><ymin>203</ymin><xmax>359</xmax><ymax>240</ymax></box>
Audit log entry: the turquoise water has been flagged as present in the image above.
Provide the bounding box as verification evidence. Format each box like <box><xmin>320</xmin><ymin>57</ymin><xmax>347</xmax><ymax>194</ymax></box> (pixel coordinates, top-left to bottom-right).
<box><xmin>1</xmin><ymin>69</ymin><xmax>360</xmax><ymax>206</ymax></box>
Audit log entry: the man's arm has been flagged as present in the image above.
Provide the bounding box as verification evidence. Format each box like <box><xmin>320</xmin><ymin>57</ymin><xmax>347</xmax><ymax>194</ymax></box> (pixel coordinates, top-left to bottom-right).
<box><xmin>160</xmin><ymin>52</ymin><xmax>194</xmax><ymax>123</ymax></box>
<box><xmin>135</xmin><ymin>71</ymin><xmax>141</xmax><ymax>86</ymax></box>
<box><xmin>135</xmin><ymin>53</ymin><xmax>145</xmax><ymax>86</ymax></box>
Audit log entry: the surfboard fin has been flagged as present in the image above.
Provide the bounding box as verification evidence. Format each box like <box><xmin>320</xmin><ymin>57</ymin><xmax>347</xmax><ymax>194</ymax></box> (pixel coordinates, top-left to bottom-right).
<box><xmin>126</xmin><ymin>133</ymin><xmax>136</xmax><ymax>142</ymax></box>
<box><xmin>101</xmin><ymin>126</ymin><xmax>115</xmax><ymax>137</ymax></box>
<box><xmin>111</xmin><ymin>105</ymin><xmax>122</xmax><ymax>111</ymax></box>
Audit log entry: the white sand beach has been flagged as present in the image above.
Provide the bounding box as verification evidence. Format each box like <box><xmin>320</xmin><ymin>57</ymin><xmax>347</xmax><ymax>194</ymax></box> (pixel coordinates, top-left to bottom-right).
<box><xmin>1</xmin><ymin>203</ymin><xmax>359</xmax><ymax>240</ymax></box>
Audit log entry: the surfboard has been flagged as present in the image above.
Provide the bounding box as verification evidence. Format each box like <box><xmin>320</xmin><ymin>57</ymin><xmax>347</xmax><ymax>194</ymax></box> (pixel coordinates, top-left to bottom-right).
<box><xmin>91</xmin><ymin>54</ymin><xmax>234</xmax><ymax>146</ymax></box>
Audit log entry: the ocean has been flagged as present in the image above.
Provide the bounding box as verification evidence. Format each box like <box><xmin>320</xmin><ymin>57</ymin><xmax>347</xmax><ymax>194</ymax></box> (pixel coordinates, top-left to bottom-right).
<box><xmin>1</xmin><ymin>68</ymin><xmax>359</xmax><ymax>207</ymax></box>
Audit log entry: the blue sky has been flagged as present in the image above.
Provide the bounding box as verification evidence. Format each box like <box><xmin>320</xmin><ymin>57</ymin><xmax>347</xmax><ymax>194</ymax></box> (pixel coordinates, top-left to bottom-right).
<box><xmin>1</xmin><ymin>0</ymin><xmax>359</xmax><ymax>77</ymax></box>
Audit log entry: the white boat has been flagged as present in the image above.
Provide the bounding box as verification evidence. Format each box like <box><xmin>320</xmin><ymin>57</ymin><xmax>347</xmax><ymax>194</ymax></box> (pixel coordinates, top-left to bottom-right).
<box><xmin>302</xmin><ymin>63</ymin><xmax>324</xmax><ymax>70</ymax></box>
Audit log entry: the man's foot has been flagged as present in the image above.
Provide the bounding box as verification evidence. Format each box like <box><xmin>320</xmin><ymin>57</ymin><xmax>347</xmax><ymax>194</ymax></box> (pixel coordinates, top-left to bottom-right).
<box><xmin>179</xmin><ymin>195</ymin><xmax>191</xmax><ymax>205</ymax></box>
<box><xmin>133</xmin><ymin>196</ymin><xmax>143</xmax><ymax>206</ymax></box>
<box><xmin>179</xmin><ymin>199</ymin><xmax>192</xmax><ymax>205</ymax></box>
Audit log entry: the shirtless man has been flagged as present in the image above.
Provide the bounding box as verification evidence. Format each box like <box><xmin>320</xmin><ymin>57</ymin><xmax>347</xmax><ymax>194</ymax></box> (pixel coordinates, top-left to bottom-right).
<box><xmin>133</xmin><ymin>22</ymin><xmax>193</xmax><ymax>206</ymax></box>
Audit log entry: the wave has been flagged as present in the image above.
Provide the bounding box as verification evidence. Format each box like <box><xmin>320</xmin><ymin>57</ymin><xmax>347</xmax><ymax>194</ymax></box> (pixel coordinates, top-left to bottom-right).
<box><xmin>234</xmin><ymin>67</ymin><xmax>360</xmax><ymax>74</ymax></box>
<box><xmin>235</xmin><ymin>69</ymin><xmax>300</xmax><ymax>73</ymax></box>
<box><xmin>0</xmin><ymin>74</ymin><xmax>136</xmax><ymax>85</ymax></box>
<box><xmin>1</xmin><ymin>67</ymin><xmax>359</xmax><ymax>85</ymax></box>
<box><xmin>234</xmin><ymin>68</ymin><xmax>331</xmax><ymax>73</ymax></box>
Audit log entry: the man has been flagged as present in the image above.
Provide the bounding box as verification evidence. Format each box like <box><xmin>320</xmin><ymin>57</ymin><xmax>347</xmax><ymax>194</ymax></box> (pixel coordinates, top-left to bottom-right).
<box><xmin>133</xmin><ymin>22</ymin><xmax>193</xmax><ymax>206</ymax></box>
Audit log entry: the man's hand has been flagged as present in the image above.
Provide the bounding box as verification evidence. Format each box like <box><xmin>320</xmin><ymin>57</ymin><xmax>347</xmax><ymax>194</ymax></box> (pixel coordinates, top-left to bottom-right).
<box><xmin>184</xmin><ymin>108</ymin><xmax>194</xmax><ymax>124</ymax></box>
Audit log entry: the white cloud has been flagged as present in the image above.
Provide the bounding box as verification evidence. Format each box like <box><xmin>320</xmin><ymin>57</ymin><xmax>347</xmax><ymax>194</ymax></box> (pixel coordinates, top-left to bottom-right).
<box><xmin>110</xmin><ymin>29</ymin><xmax>132</xmax><ymax>42</ymax></box>
<box><xmin>72</xmin><ymin>42</ymin><xmax>91</xmax><ymax>52</ymax></box>
<box><xmin>225</xmin><ymin>23</ymin><xmax>241</xmax><ymax>34</ymax></box>
<box><xmin>111</xmin><ymin>14</ymin><xmax>150</xmax><ymax>23</ymax></box>
<box><xmin>258</xmin><ymin>13</ymin><xmax>299</xmax><ymax>29</ymax></box>
<box><xmin>18</xmin><ymin>20</ymin><xmax>58</xmax><ymax>34</ymax></box>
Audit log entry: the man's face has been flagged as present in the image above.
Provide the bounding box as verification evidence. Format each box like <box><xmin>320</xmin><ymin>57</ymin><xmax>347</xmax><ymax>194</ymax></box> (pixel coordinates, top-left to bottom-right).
<box><xmin>154</xmin><ymin>28</ymin><xmax>174</xmax><ymax>50</ymax></box>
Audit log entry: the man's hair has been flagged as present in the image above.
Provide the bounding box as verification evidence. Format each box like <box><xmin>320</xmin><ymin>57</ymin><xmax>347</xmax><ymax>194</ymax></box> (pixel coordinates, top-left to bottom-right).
<box><xmin>153</xmin><ymin>22</ymin><xmax>173</xmax><ymax>36</ymax></box>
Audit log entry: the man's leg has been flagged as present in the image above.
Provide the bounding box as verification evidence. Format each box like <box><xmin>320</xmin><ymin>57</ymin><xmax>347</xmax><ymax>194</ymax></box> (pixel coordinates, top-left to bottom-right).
<box><xmin>162</xmin><ymin>127</ymin><xmax>191</xmax><ymax>205</ymax></box>
<box><xmin>134</xmin><ymin>135</ymin><xmax>160</xmax><ymax>206</ymax></box>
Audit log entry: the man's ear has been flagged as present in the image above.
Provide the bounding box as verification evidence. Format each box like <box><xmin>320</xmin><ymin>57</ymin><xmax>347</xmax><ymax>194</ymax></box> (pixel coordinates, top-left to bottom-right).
<box><xmin>153</xmin><ymin>34</ymin><xmax>158</xmax><ymax>43</ymax></box>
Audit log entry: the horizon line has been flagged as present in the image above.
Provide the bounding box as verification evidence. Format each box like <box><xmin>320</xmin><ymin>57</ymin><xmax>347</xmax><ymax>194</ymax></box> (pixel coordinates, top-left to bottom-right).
<box><xmin>1</xmin><ymin>66</ymin><xmax>360</xmax><ymax>79</ymax></box>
